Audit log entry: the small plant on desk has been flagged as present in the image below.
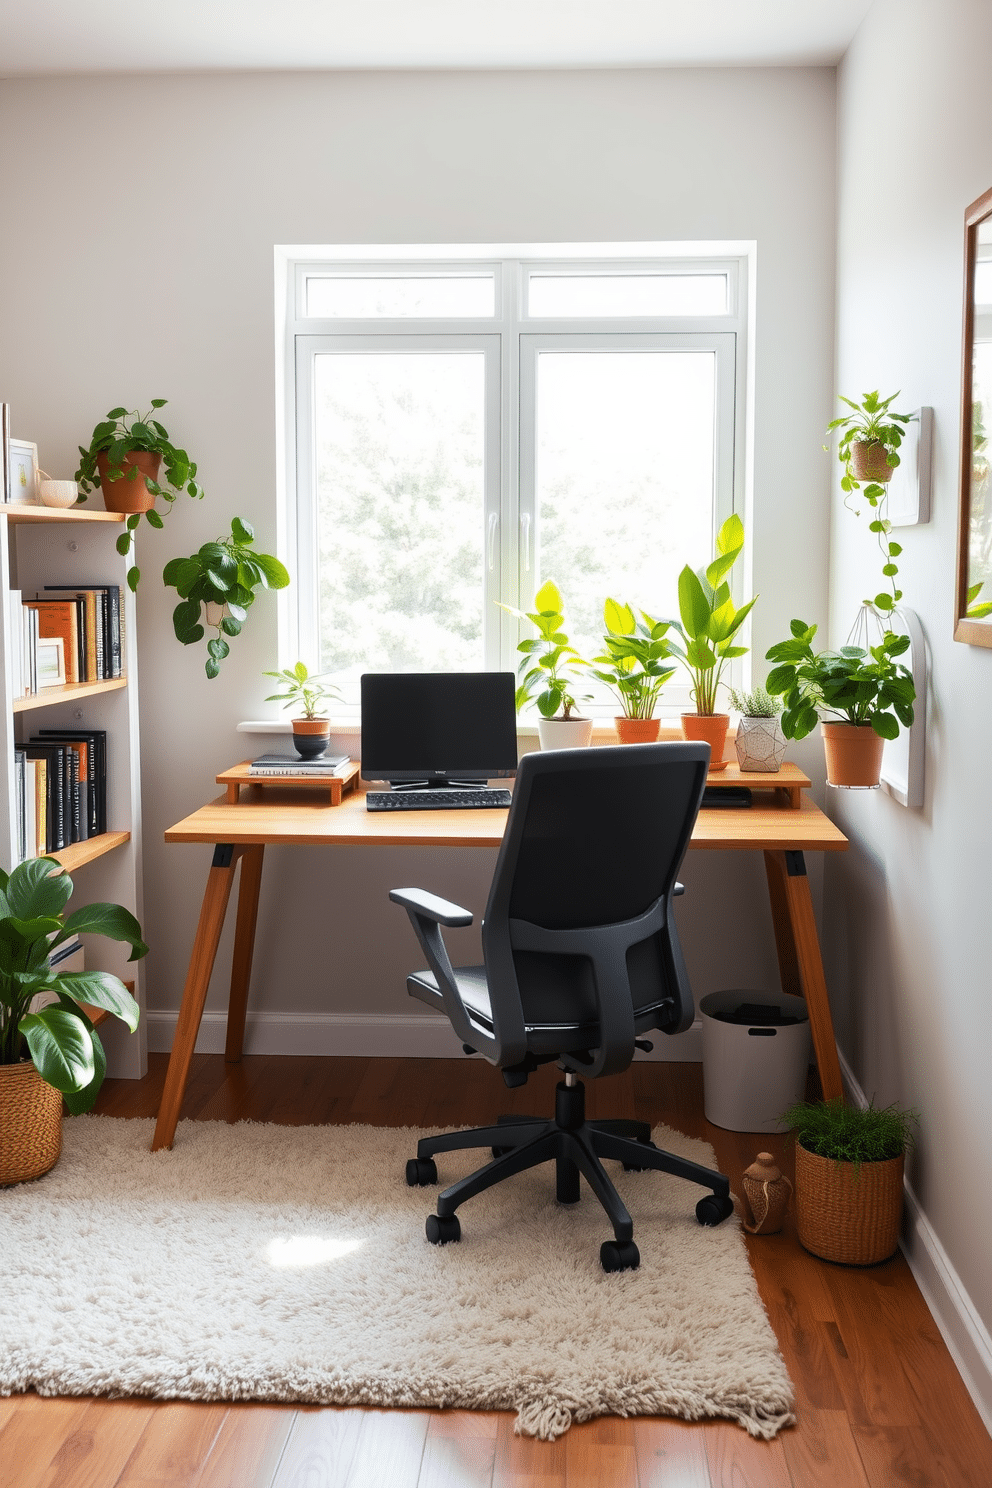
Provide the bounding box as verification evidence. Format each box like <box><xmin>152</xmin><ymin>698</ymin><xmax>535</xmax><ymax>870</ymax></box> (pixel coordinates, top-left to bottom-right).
<box><xmin>728</xmin><ymin>685</ymin><xmax>785</xmax><ymax>773</ymax></box>
<box><xmin>264</xmin><ymin>661</ymin><xmax>343</xmax><ymax>759</ymax></box>
<box><xmin>500</xmin><ymin>580</ymin><xmax>594</xmax><ymax>749</ymax></box>
<box><xmin>587</xmin><ymin>599</ymin><xmax>676</xmax><ymax>743</ymax></box>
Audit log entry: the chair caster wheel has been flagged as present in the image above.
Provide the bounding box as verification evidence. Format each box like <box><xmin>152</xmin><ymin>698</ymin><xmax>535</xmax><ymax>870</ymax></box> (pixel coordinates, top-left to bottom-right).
<box><xmin>623</xmin><ymin>1139</ymin><xmax>657</xmax><ymax>1172</ymax></box>
<box><xmin>600</xmin><ymin>1239</ymin><xmax>640</xmax><ymax>1272</ymax></box>
<box><xmin>696</xmin><ymin>1193</ymin><xmax>735</xmax><ymax>1226</ymax></box>
<box><xmin>406</xmin><ymin>1158</ymin><xmax>438</xmax><ymax>1187</ymax></box>
<box><xmin>426</xmin><ymin>1213</ymin><xmax>461</xmax><ymax>1245</ymax></box>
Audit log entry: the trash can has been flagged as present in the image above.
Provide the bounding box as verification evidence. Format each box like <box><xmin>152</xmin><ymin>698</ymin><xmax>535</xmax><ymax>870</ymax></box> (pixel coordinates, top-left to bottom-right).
<box><xmin>699</xmin><ymin>989</ymin><xmax>811</xmax><ymax>1133</ymax></box>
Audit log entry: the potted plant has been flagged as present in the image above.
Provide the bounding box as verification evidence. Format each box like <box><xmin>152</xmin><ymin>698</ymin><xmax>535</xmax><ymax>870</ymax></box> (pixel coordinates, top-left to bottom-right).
<box><xmin>75</xmin><ymin>401</ymin><xmax>203</xmax><ymax>591</ymax></box>
<box><xmin>728</xmin><ymin>685</ymin><xmax>786</xmax><ymax>773</ymax></box>
<box><xmin>765</xmin><ymin>620</ymin><xmax>915</xmax><ymax>788</ymax></box>
<box><xmin>501</xmin><ymin>580</ymin><xmax>593</xmax><ymax>749</ymax></box>
<box><xmin>668</xmin><ymin>514</ymin><xmax>757</xmax><ymax>769</ymax></box>
<box><xmin>828</xmin><ymin>390</ymin><xmax>915</xmax><ymax>623</ymax></box>
<box><xmin>0</xmin><ymin>856</ymin><xmax>147</xmax><ymax>1186</ymax></box>
<box><xmin>587</xmin><ymin>599</ymin><xmax>676</xmax><ymax>743</ymax></box>
<box><xmin>264</xmin><ymin>661</ymin><xmax>343</xmax><ymax>758</ymax></box>
<box><xmin>781</xmin><ymin>1097</ymin><xmax>917</xmax><ymax>1265</ymax></box>
<box><xmin>164</xmin><ymin>518</ymin><xmax>291</xmax><ymax>679</ymax></box>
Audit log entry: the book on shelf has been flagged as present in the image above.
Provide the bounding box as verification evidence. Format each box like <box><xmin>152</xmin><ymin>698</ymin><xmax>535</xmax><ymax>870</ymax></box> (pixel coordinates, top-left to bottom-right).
<box><xmin>23</xmin><ymin>599</ymin><xmax>80</xmax><ymax>685</ymax></box>
<box><xmin>36</xmin><ymin>728</ymin><xmax>107</xmax><ymax>837</ymax></box>
<box><xmin>41</xmin><ymin>584</ymin><xmax>123</xmax><ymax>679</ymax></box>
<box><xmin>22</xmin><ymin>743</ymin><xmax>67</xmax><ymax>853</ymax></box>
<box><xmin>248</xmin><ymin>752</ymin><xmax>351</xmax><ymax>775</ymax></box>
<box><xmin>13</xmin><ymin>586</ymin><xmax>123</xmax><ymax>696</ymax></box>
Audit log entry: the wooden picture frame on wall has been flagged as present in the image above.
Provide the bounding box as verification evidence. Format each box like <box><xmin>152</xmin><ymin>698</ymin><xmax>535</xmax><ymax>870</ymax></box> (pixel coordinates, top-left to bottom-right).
<box><xmin>955</xmin><ymin>184</ymin><xmax>992</xmax><ymax>646</ymax></box>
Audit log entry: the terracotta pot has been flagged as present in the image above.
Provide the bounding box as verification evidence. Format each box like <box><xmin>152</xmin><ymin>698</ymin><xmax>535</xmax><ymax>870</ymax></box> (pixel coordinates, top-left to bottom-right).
<box><xmin>97</xmin><ymin>450</ymin><xmax>161</xmax><ymax>514</ymax></box>
<box><xmin>795</xmin><ymin>1142</ymin><xmax>904</xmax><ymax>1265</ymax></box>
<box><xmin>537</xmin><ymin>716</ymin><xmax>593</xmax><ymax>750</ymax></box>
<box><xmin>850</xmin><ymin>440</ymin><xmax>894</xmax><ymax>484</ymax></box>
<box><xmin>821</xmin><ymin>722</ymin><xmax>885</xmax><ymax>788</ymax></box>
<box><xmin>292</xmin><ymin>716</ymin><xmax>331</xmax><ymax>760</ymax></box>
<box><xmin>0</xmin><ymin>1061</ymin><xmax>63</xmax><ymax>1186</ymax></box>
<box><xmin>681</xmin><ymin>712</ymin><xmax>730</xmax><ymax>769</ymax></box>
<box><xmin>614</xmin><ymin>716</ymin><xmax>662</xmax><ymax>745</ymax></box>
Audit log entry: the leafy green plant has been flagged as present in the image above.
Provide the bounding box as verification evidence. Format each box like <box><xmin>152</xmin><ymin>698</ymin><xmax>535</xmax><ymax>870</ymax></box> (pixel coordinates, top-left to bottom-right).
<box><xmin>0</xmin><ymin>857</ymin><xmax>146</xmax><ymax>1113</ymax></box>
<box><xmin>501</xmin><ymin>580</ymin><xmax>591</xmax><ymax>720</ymax></box>
<box><xmin>780</xmin><ymin>1097</ymin><xmax>917</xmax><ymax>1170</ymax></box>
<box><xmin>765</xmin><ymin>620</ymin><xmax>915</xmax><ymax>740</ymax></box>
<box><xmin>75</xmin><ymin>400</ymin><xmax>203</xmax><ymax>592</ymax></box>
<box><xmin>668</xmin><ymin>514</ymin><xmax>757</xmax><ymax>715</ymax></box>
<box><xmin>828</xmin><ymin>390</ymin><xmax>915</xmax><ymax>615</ymax></box>
<box><xmin>264</xmin><ymin>661</ymin><xmax>341</xmax><ymax>719</ymax></box>
<box><xmin>728</xmin><ymin>685</ymin><xmax>781</xmax><ymax>718</ymax></box>
<box><xmin>587</xmin><ymin>600</ymin><xmax>676</xmax><ymax>718</ymax></box>
<box><xmin>164</xmin><ymin>518</ymin><xmax>291</xmax><ymax>679</ymax></box>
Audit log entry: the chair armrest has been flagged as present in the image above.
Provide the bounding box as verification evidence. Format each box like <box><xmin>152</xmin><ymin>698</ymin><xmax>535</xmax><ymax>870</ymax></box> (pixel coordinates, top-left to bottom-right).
<box><xmin>389</xmin><ymin>887</ymin><xmax>474</xmax><ymax>927</ymax></box>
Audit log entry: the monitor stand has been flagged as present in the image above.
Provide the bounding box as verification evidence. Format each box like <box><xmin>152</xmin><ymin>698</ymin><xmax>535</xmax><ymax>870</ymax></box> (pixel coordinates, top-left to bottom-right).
<box><xmin>390</xmin><ymin>775</ymin><xmax>490</xmax><ymax>792</ymax></box>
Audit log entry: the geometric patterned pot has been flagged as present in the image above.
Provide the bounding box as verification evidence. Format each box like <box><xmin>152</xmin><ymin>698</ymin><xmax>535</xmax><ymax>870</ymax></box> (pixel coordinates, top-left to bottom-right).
<box><xmin>734</xmin><ymin>715</ymin><xmax>786</xmax><ymax>772</ymax></box>
<box><xmin>0</xmin><ymin>1061</ymin><xmax>63</xmax><ymax>1186</ymax></box>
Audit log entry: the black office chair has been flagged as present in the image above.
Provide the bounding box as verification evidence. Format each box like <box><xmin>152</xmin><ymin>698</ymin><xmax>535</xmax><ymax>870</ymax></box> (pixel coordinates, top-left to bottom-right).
<box><xmin>389</xmin><ymin>742</ymin><xmax>734</xmax><ymax>1272</ymax></box>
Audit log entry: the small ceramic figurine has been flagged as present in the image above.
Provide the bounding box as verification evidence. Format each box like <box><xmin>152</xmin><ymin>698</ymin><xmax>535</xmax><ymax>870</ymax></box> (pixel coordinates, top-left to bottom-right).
<box><xmin>737</xmin><ymin>1151</ymin><xmax>793</xmax><ymax>1235</ymax></box>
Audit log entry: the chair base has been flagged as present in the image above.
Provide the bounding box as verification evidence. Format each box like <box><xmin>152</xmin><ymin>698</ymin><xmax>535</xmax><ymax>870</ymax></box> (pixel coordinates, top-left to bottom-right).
<box><xmin>409</xmin><ymin>1078</ymin><xmax>733</xmax><ymax>1257</ymax></box>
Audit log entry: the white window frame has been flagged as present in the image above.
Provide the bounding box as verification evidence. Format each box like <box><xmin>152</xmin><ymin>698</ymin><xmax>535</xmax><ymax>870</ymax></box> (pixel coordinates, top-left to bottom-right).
<box><xmin>276</xmin><ymin>242</ymin><xmax>751</xmax><ymax>714</ymax></box>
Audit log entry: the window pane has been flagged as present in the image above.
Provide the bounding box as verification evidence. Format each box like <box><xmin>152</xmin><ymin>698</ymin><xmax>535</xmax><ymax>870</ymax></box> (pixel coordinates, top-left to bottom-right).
<box><xmin>528</xmin><ymin>274</ymin><xmax>727</xmax><ymax>318</ymax></box>
<box><xmin>535</xmin><ymin>350</ymin><xmax>716</xmax><ymax>665</ymax></box>
<box><xmin>313</xmin><ymin>352</ymin><xmax>486</xmax><ymax>677</ymax></box>
<box><xmin>306</xmin><ymin>276</ymin><xmax>495</xmax><ymax>319</ymax></box>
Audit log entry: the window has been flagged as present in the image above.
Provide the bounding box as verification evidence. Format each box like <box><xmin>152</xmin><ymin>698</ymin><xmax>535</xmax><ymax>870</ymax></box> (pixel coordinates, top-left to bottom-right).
<box><xmin>280</xmin><ymin>246</ymin><xmax>748</xmax><ymax>712</ymax></box>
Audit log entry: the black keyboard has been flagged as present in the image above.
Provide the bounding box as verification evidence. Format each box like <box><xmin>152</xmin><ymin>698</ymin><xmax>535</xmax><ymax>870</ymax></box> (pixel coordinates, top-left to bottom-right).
<box><xmin>700</xmin><ymin>785</ymin><xmax>752</xmax><ymax>809</ymax></box>
<box><xmin>366</xmin><ymin>788</ymin><xmax>513</xmax><ymax>812</ymax></box>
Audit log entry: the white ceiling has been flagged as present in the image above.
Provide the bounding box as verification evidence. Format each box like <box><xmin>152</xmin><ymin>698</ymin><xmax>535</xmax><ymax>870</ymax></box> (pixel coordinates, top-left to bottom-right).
<box><xmin>0</xmin><ymin>1</ymin><xmax>874</xmax><ymax>75</ymax></box>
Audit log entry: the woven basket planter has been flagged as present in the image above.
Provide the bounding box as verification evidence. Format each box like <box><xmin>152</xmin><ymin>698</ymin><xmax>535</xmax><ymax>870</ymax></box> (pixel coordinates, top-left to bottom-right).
<box><xmin>0</xmin><ymin>1061</ymin><xmax>63</xmax><ymax>1186</ymax></box>
<box><xmin>850</xmin><ymin>439</ymin><xmax>894</xmax><ymax>484</ymax></box>
<box><xmin>795</xmin><ymin>1142</ymin><xmax>904</xmax><ymax>1265</ymax></box>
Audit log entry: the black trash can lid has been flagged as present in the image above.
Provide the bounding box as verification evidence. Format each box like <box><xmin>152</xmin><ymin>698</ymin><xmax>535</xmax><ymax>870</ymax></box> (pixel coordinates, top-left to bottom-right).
<box><xmin>711</xmin><ymin>1001</ymin><xmax>804</xmax><ymax>1027</ymax></box>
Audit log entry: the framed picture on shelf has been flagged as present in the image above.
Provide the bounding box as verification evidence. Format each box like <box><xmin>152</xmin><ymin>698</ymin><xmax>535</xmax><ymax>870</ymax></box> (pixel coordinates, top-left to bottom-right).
<box><xmin>8</xmin><ymin>439</ymin><xmax>39</xmax><ymax>505</ymax></box>
<box><xmin>37</xmin><ymin>636</ymin><xmax>66</xmax><ymax>688</ymax></box>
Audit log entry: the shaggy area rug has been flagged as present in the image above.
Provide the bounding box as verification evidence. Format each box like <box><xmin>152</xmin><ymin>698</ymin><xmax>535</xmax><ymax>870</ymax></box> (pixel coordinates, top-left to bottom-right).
<box><xmin>0</xmin><ymin>1116</ymin><xmax>794</xmax><ymax>1440</ymax></box>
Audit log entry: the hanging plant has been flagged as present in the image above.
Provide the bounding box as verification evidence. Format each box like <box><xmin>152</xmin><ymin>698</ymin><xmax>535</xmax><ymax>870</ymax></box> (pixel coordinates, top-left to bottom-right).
<box><xmin>827</xmin><ymin>390</ymin><xmax>915</xmax><ymax>618</ymax></box>
<box><xmin>163</xmin><ymin>518</ymin><xmax>290</xmax><ymax>678</ymax></box>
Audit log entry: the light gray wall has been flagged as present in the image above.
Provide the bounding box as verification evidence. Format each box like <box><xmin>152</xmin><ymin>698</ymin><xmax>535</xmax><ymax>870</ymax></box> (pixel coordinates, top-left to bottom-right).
<box><xmin>829</xmin><ymin>0</ymin><xmax>992</xmax><ymax>1337</ymax></box>
<box><xmin>0</xmin><ymin>67</ymin><xmax>836</xmax><ymax>1038</ymax></box>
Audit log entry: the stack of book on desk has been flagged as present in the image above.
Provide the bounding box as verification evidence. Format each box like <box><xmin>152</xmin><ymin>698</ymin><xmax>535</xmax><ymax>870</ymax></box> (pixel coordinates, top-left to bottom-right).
<box><xmin>247</xmin><ymin>753</ymin><xmax>350</xmax><ymax>776</ymax></box>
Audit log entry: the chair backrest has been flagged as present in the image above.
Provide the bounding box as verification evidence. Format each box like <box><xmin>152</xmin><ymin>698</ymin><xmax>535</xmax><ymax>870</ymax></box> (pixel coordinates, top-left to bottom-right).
<box><xmin>481</xmin><ymin>742</ymin><xmax>709</xmax><ymax>1077</ymax></box>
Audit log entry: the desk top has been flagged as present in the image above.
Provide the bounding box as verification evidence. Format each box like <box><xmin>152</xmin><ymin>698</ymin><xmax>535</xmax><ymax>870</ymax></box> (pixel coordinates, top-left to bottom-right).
<box><xmin>165</xmin><ymin>782</ymin><xmax>848</xmax><ymax>853</ymax></box>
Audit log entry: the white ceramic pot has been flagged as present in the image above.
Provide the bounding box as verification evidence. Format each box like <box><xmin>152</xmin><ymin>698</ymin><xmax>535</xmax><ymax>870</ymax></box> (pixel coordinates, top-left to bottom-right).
<box><xmin>537</xmin><ymin>716</ymin><xmax>594</xmax><ymax>750</ymax></box>
<box><xmin>39</xmin><ymin>479</ymin><xmax>78</xmax><ymax>509</ymax></box>
<box><xmin>734</xmin><ymin>715</ymin><xmax>786</xmax><ymax>772</ymax></box>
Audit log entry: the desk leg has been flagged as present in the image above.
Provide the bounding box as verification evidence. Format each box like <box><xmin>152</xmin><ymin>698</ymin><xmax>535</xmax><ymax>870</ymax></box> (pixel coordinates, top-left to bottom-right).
<box><xmin>764</xmin><ymin>849</ymin><xmax>844</xmax><ymax>1103</ymax></box>
<box><xmin>151</xmin><ymin>845</ymin><xmax>243</xmax><ymax>1151</ymax></box>
<box><xmin>225</xmin><ymin>844</ymin><xmax>265</xmax><ymax>1064</ymax></box>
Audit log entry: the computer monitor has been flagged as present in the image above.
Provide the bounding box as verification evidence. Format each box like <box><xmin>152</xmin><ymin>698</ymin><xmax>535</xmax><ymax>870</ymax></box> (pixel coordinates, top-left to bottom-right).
<box><xmin>360</xmin><ymin>672</ymin><xmax>518</xmax><ymax>790</ymax></box>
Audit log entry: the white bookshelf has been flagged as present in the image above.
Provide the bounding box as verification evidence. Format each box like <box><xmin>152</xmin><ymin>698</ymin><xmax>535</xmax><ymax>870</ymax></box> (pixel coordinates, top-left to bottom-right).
<box><xmin>0</xmin><ymin>506</ymin><xmax>146</xmax><ymax>1079</ymax></box>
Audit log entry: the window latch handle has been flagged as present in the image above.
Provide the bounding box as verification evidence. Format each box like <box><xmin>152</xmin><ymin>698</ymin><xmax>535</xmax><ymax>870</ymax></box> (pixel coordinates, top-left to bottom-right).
<box><xmin>520</xmin><ymin>513</ymin><xmax>531</xmax><ymax>573</ymax></box>
<box><xmin>488</xmin><ymin>512</ymin><xmax>499</xmax><ymax>571</ymax></box>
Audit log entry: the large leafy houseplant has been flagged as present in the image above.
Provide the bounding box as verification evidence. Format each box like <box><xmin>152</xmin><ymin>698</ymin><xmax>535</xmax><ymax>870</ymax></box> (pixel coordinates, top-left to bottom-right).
<box><xmin>668</xmin><ymin>514</ymin><xmax>756</xmax><ymax>716</ymax></box>
<box><xmin>164</xmin><ymin>518</ymin><xmax>290</xmax><ymax>679</ymax></box>
<box><xmin>588</xmin><ymin>600</ymin><xmax>676</xmax><ymax>719</ymax></box>
<box><xmin>765</xmin><ymin>620</ymin><xmax>915</xmax><ymax>742</ymax></box>
<box><xmin>0</xmin><ymin>857</ymin><xmax>147</xmax><ymax>1114</ymax></box>
<box><xmin>75</xmin><ymin>400</ymin><xmax>203</xmax><ymax>592</ymax></box>
<box><xmin>502</xmin><ymin>580</ymin><xmax>591</xmax><ymax>721</ymax></box>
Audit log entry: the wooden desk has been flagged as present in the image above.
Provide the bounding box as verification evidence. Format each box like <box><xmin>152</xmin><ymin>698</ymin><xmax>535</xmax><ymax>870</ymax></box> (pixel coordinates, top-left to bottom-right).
<box><xmin>153</xmin><ymin>780</ymin><xmax>848</xmax><ymax>1151</ymax></box>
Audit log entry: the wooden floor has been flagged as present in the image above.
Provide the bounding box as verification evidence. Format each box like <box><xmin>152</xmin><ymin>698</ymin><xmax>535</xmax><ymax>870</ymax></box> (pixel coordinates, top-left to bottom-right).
<box><xmin>3</xmin><ymin>1055</ymin><xmax>991</xmax><ymax>1487</ymax></box>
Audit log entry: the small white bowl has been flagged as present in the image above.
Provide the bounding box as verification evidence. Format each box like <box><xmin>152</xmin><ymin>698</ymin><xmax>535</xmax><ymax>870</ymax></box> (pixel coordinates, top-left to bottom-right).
<box><xmin>39</xmin><ymin>479</ymin><xmax>79</xmax><ymax>509</ymax></box>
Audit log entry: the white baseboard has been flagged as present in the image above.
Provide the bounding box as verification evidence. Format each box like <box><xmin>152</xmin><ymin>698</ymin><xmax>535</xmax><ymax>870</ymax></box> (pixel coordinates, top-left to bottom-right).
<box><xmin>146</xmin><ymin>1010</ymin><xmax>703</xmax><ymax>1062</ymax></box>
<box><xmin>839</xmin><ymin>1050</ymin><xmax>992</xmax><ymax>1436</ymax></box>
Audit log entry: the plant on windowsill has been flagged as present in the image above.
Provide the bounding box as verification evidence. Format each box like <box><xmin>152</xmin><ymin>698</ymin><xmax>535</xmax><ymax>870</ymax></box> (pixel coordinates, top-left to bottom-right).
<box><xmin>764</xmin><ymin>621</ymin><xmax>915</xmax><ymax>788</ymax></box>
<box><xmin>264</xmin><ymin>661</ymin><xmax>343</xmax><ymax>759</ymax></box>
<box><xmin>727</xmin><ymin>685</ymin><xmax>786</xmax><ymax>773</ymax></box>
<box><xmin>164</xmin><ymin>518</ymin><xmax>291</xmax><ymax>679</ymax></box>
<box><xmin>587</xmin><ymin>600</ymin><xmax>676</xmax><ymax>744</ymax></box>
<box><xmin>667</xmin><ymin>514</ymin><xmax>757</xmax><ymax>770</ymax></box>
<box><xmin>780</xmin><ymin>1097</ymin><xmax>917</xmax><ymax>1265</ymax></box>
<box><xmin>75</xmin><ymin>400</ymin><xmax>203</xmax><ymax>592</ymax></box>
<box><xmin>500</xmin><ymin>580</ymin><xmax>594</xmax><ymax>749</ymax></box>
<box><xmin>0</xmin><ymin>857</ymin><xmax>147</xmax><ymax>1186</ymax></box>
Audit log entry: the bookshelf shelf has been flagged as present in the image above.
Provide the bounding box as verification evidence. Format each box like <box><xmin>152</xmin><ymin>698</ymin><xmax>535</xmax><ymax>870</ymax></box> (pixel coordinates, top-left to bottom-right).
<box><xmin>2</xmin><ymin>507</ymin><xmax>124</xmax><ymax>527</ymax></box>
<box><xmin>13</xmin><ymin>677</ymin><xmax>128</xmax><ymax>713</ymax></box>
<box><xmin>52</xmin><ymin>830</ymin><xmax>130</xmax><ymax>873</ymax></box>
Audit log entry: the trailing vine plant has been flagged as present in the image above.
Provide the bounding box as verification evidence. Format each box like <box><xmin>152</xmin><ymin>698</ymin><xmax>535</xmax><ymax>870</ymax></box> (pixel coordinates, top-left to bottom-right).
<box><xmin>827</xmin><ymin>390</ymin><xmax>915</xmax><ymax>620</ymax></box>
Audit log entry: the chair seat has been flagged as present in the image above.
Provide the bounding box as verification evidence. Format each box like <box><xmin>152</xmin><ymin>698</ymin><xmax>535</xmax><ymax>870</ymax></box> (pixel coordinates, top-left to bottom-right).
<box><xmin>407</xmin><ymin>966</ymin><xmax>669</xmax><ymax>1054</ymax></box>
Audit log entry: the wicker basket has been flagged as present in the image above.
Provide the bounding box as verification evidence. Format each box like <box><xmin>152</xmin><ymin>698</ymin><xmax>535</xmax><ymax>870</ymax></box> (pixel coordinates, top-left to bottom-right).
<box><xmin>795</xmin><ymin>1142</ymin><xmax>904</xmax><ymax>1265</ymax></box>
<box><xmin>0</xmin><ymin>1061</ymin><xmax>64</xmax><ymax>1186</ymax></box>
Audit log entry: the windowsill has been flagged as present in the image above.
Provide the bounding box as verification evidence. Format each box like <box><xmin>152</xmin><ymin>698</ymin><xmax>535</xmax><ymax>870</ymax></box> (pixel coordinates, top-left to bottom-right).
<box><xmin>237</xmin><ymin>718</ymin><xmax>737</xmax><ymax>741</ymax></box>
